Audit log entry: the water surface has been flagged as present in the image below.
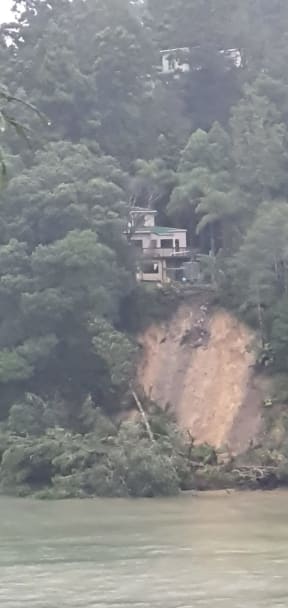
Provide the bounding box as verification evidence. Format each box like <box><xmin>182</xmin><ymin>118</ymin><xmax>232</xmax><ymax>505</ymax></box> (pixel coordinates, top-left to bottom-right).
<box><xmin>1</xmin><ymin>491</ymin><xmax>288</xmax><ymax>607</ymax></box>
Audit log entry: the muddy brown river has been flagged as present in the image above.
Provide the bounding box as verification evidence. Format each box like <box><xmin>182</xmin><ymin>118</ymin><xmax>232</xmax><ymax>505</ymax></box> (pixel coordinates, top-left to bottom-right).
<box><xmin>1</xmin><ymin>491</ymin><xmax>288</xmax><ymax>607</ymax></box>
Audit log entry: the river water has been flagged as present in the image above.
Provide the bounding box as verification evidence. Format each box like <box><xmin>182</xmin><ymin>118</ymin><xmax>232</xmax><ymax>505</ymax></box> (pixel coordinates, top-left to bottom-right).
<box><xmin>1</xmin><ymin>491</ymin><xmax>288</xmax><ymax>607</ymax></box>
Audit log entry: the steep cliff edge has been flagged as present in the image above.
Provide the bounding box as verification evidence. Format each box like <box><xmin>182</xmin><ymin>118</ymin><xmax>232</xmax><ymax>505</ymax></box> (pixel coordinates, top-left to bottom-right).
<box><xmin>137</xmin><ymin>302</ymin><xmax>263</xmax><ymax>454</ymax></box>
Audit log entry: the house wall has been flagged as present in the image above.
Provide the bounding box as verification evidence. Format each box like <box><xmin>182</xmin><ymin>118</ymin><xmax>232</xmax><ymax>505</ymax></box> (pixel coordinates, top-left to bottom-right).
<box><xmin>131</xmin><ymin>227</ymin><xmax>188</xmax><ymax>283</ymax></box>
<box><xmin>143</xmin><ymin>213</ymin><xmax>156</xmax><ymax>227</ymax></box>
<box><xmin>161</xmin><ymin>53</ymin><xmax>190</xmax><ymax>75</ymax></box>
<box><xmin>130</xmin><ymin>210</ymin><xmax>156</xmax><ymax>228</ymax></box>
<box><xmin>131</xmin><ymin>233</ymin><xmax>153</xmax><ymax>249</ymax></box>
<box><xmin>137</xmin><ymin>260</ymin><xmax>167</xmax><ymax>283</ymax></box>
<box><xmin>165</xmin><ymin>230</ymin><xmax>187</xmax><ymax>249</ymax></box>
<box><xmin>131</xmin><ymin>230</ymin><xmax>187</xmax><ymax>250</ymax></box>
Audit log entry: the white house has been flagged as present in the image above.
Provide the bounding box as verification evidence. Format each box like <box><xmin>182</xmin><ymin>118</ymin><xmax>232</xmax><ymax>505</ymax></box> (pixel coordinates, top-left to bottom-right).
<box><xmin>159</xmin><ymin>47</ymin><xmax>242</xmax><ymax>76</ymax></box>
<box><xmin>128</xmin><ymin>208</ymin><xmax>191</xmax><ymax>283</ymax></box>
<box><xmin>160</xmin><ymin>48</ymin><xmax>190</xmax><ymax>75</ymax></box>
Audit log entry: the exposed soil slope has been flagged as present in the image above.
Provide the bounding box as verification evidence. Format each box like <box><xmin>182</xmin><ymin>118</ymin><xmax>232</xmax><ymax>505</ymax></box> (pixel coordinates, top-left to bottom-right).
<box><xmin>137</xmin><ymin>303</ymin><xmax>263</xmax><ymax>454</ymax></box>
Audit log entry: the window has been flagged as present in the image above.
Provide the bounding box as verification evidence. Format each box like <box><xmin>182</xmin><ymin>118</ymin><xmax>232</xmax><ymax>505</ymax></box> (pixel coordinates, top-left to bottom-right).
<box><xmin>160</xmin><ymin>239</ymin><xmax>173</xmax><ymax>249</ymax></box>
<box><xmin>133</xmin><ymin>239</ymin><xmax>143</xmax><ymax>249</ymax></box>
<box><xmin>142</xmin><ymin>262</ymin><xmax>159</xmax><ymax>274</ymax></box>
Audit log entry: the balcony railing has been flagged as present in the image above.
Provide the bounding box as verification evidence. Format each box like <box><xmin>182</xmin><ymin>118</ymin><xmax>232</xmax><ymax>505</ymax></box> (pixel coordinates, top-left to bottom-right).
<box><xmin>138</xmin><ymin>246</ymin><xmax>192</xmax><ymax>259</ymax></box>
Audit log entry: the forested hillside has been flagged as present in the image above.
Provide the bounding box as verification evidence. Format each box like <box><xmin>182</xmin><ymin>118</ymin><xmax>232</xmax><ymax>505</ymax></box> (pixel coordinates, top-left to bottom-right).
<box><xmin>0</xmin><ymin>0</ymin><xmax>288</xmax><ymax>497</ymax></box>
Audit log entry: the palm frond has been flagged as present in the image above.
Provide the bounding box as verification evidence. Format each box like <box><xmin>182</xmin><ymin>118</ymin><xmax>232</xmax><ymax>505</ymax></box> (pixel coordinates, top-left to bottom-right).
<box><xmin>0</xmin><ymin>88</ymin><xmax>47</xmax><ymax>124</ymax></box>
<box><xmin>0</xmin><ymin>85</ymin><xmax>48</xmax><ymax>184</ymax></box>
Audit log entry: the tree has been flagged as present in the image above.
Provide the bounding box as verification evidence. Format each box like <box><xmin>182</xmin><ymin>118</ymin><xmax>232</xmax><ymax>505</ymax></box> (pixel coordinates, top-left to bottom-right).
<box><xmin>2</xmin><ymin>141</ymin><xmax>129</xmax><ymax>245</ymax></box>
<box><xmin>236</xmin><ymin>202</ymin><xmax>288</xmax><ymax>299</ymax></box>
<box><xmin>0</xmin><ymin>139</ymin><xmax>136</xmax><ymax>419</ymax></box>
<box><xmin>147</xmin><ymin>0</ymin><xmax>244</xmax><ymax>128</ymax></box>
<box><xmin>168</xmin><ymin>123</ymin><xmax>241</xmax><ymax>252</ymax></box>
<box><xmin>0</xmin><ymin>229</ymin><xmax>132</xmax><ymax>411</ymax></box>
<box><xmin>1</xmin><ymin>0</ymin><xmax>157</xmax><ymax>164</ymax></box>
<box><xmin>130</xmin><ymin>158</ymin><xmax>177</xmax><ymax>225</ymax></box>
<box><xmin>230</xmin><ymin>83</ymin><xmax>288</xmax><ymax>201</ymax></box>
<box><xmin>2</xmin><ymin>0</ymin><xmax>288</xmax><ymax>494</ymax></box>
<box><xmin>0</xmin><ymin>84</ymin><xmax>45</xmax><ymax>181</ymax></box>
<box><xmin>234</xmin><ymin>201</ymin><xmax>288</xmax><ymax>339</ymax></box>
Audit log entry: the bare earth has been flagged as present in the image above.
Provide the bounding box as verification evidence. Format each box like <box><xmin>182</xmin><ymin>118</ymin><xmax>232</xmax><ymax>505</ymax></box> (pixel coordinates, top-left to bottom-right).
<box><xmin>138</xmin><ymin>303</ymin><xmax>263</xmax><ymax>454</ymax></box>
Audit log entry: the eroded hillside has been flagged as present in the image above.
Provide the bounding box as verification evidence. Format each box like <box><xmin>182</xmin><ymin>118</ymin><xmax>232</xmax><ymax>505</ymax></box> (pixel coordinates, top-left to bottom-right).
<box><xmin>137</xmin><ymin>302</ymin><xmax>264</xmax><ymax>454</ymax></box>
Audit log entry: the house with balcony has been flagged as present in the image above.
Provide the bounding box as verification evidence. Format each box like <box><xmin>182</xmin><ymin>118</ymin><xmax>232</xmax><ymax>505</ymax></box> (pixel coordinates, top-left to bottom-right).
<box><xmin>159</xmin><ymin>47</ymin><xmax>242</xmax><ymax>77</ymax></box>
<box><xmin>127</xmin><ymin>208</ymin><xmax>191</xmax><ymax>283</ymax></box>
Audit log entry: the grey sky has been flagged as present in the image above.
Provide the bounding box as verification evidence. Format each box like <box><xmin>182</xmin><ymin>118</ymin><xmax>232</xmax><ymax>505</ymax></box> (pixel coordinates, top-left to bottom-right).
<box><xmin>0</xmin><ymin>0</ymin><xmax>13</xmax><ymax>22</ymax></box>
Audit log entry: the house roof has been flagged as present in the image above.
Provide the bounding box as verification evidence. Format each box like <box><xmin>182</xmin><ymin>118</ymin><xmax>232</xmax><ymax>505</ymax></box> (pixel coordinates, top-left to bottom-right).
<box><xmin>134</xmin><ymin>226</ymin><xmax>187</xmax><ymax>236</ymax></box>
<box><xmin>130</xmin><ymin>207</ymin><xmax>157</xmax><ymax>214</ymax></box>
<box><xmin>160</xmin><ymin>48</ymin><xmax>190</xmax><ymax>55</ymax></box>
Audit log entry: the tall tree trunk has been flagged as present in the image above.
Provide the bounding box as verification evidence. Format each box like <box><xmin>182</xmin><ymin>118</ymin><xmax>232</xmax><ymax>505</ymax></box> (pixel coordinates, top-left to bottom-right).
<box><xmin>131</xmin><ymin>390</ymin><xmax>154</xmax><ymax>443</ymax></box>
<box><xmin>256</xmin><ymin>282</ymin><xmax>265</xmax><ymax>346</ymax></box>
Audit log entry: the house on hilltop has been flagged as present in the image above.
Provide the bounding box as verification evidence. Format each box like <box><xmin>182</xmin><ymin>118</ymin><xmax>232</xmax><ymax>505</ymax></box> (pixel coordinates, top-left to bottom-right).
<box><xmin>159</xmin><ymin>47</ymin><xmax>242</xmax><ymax>76</ymax></box>
<box><xmin>160</xmin><ymin>48</ymin><xmax>190</xmax><ymax>75</ymax></box>
<box><xmin>127</xmin><ymin>207</ymin><xmax>192</xmax><ymax>283</ymax></box>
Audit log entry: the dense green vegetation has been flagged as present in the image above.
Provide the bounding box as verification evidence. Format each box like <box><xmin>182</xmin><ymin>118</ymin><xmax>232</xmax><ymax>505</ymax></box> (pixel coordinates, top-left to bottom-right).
<box><xmin>0</xmin><ymin>0</ymin><xmax>288</xmax><ymax>495</ymax></box>
<box><xmin>0</xmin><ymin>398</ymin><xmax>221</xmax><ymax>497</ymax></box>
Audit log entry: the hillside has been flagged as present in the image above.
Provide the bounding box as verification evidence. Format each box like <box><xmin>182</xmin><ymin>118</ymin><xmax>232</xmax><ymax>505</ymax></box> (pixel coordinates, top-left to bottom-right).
<box><xmin>138</xmin><ymin>302</ymin><xmax>263</xmax><ymax>454</ymax></box>
<box><xmin>2</xmin><ymin>0</ymin><xmax>288</xmax><ymax>497</ymax></box>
